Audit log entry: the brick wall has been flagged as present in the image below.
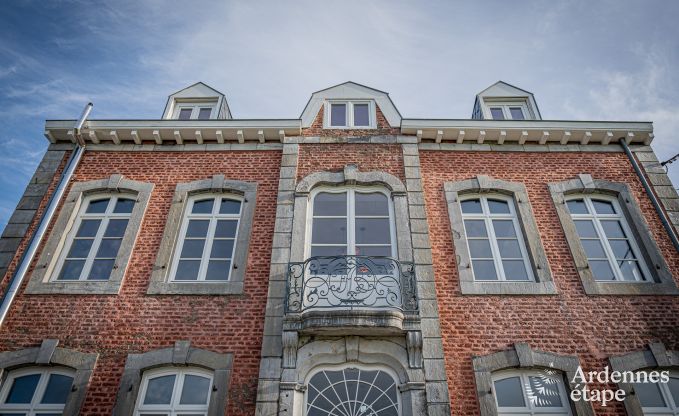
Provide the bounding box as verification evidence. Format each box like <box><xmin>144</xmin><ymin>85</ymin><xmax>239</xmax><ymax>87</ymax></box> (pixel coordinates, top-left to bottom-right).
<box><xmin>297</xmin><ymin>143</ymin><xmax>404</xmax><ymax>181</ymax></box>
<box><xmin>419</xmin><ymin>150</ymin><xmax>679</xmax><ymax>415</ymax></box>
<box><xmin>0</xmin><ymin>150</ymin><xmax>281</xmax><ymax>416</ymax></box>
<box><xmin>302</xmin><ymin>105</ymin><xmax>400</xmax><ymax>137</ymax></box>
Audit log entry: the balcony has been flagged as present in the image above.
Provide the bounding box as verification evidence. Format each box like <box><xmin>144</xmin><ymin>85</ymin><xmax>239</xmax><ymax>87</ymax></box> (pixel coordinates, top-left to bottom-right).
<box><xmin>284</xmin><ymin>256</ymin><xmax>419</xmax><ymax>335</ymax></box>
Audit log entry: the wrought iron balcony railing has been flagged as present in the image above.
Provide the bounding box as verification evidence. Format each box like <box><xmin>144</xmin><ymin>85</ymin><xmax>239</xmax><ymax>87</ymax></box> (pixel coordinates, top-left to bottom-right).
<box><xmin>285</xmin><ymin>256</ymin><xmax>418</xmax><ymax>313</ymax></box>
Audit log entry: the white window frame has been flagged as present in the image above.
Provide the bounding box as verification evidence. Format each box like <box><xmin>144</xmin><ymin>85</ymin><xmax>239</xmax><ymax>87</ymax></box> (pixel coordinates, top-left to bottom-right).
<box><xmin>565</xmin><ymin>194</ymin><xmax>652</xmax><ymax>283</ymax></box>
<box><xmin>52</xmin><ymin>193</ymin><xmax>135</xmax><ymax>282</ymax></box>
<box><xmin>324</xmin><ymin>100</ymin><xmax>376</xmax><ymax>129</ymax></box>
<box><xmin>306</xmin><ymin>186</ymin><xmax>397</xmax><ymax>259</ymax></box>
<box><xmin>304</xmin><ymin>364</ymin><xmax>402</xmax><ymax>416</ymax></box>
<box><xmin>0</xmin><ymin>367</ymin><xmax>75</xmax><ymax>415</ymax></box>
<box><xmin>460</xmin><ymin>194</ymin><xmax>535</xmax><ymax>282</ymax></box>
<box><xmin>169</xmin><ymin>193</ymin><xmax>243</xmax><ymax>282</ymax></box>
<box><xmin>133</xmin><ymin>367</ymin><xmax>213</xmax><ymax>416</ymax></box>
<box><xmin>172</xmin><ymin>101</ymin><xmax>217</xmax><ymax>120</ymax></box>
<box><xmin>637</xmin><ymin>370</ymin><xmax>679</xmax><ymax>415</ymax></box>
<box><xmin>492</xmin><ymin>369</ymin><xmax>572</xmax><ymax>415</ymax></box>
<box><xmin>486</xmin><ymin>101</ymin><xmax>530</xmax><ymax>120</ymax></box>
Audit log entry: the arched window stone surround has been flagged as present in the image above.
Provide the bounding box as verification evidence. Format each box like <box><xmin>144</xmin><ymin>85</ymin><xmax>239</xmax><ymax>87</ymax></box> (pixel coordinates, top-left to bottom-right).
<box><xmin>444</xmin><ymin>175</ymin><xmax>556</xmax><ymax>295</ymax></box>
<box><xmin>112</xmin><ymin>340</ymin><xmax>233</xmax><ymax>416</ymax></box>
<box><xmin>549</xmin><ymin>174</ymin><xmax>677</xmax><ymax>295</ymax></box>
<box><xmin>148</xmin><ymin>175</ymin><xmax>257</xmax><ymax>295</ymax></box>
<box><xmin>472</xmin><ymin>342</ymin><xmax>593</xmax><ymax>416</ymax></box>
<box><xmin>278</xmin><ymin>336</ymin><xmax>426</xmax><ymax>416</ymax></box>
<box><xmin>609</xmin><ymin>342</ymin><xmax>679</xmax><ymax>415</ymax></box>
<box><xmin>25</xmin><ymin>174</ymin><xmax>154</xmax><ymax>294</ymax></box>
<box><xmin>0</xmin><ymin>338</ymin><xmax>98</xmax><ymax>415</ymax></box>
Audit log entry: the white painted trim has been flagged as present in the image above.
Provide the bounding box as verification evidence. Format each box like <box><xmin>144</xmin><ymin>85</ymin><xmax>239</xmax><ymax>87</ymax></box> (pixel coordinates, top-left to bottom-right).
<box><xmin>133</xmin><ymin>367</ymin><xmax>213</xmax><ymax>416</ymax></box>
<box><xmin>323</xmin><ymin>100</ymin><xmax>377</xmax><ymax>129</ymax></box>
<box><xmin>637</xmin><ymin>370</ymin><xmax>679</xmax><ymax>415</ymax></box>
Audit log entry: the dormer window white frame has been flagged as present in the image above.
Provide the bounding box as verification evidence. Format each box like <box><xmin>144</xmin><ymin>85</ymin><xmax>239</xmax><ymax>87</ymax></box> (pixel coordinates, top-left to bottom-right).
<box><xmin>324</xmin><ymin>100</ymin><xmax>376</xmax><ymax>129</ymax></box>
<box><xmin>172</xmin><ymin>100</ymin><xmax>218</xmax><ymax>120</ymax></box>
<box><xmin>485</xmin><ymin>100</ymin><xmax>531</xmax><ymax>120</ymax></box>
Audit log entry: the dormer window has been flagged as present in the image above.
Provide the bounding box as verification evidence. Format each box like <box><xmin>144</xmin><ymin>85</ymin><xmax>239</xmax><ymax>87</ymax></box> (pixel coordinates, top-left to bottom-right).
<box><xmin>487</xmin><ymin>102</ymin><xmax>528</xmax><ymax>120</ymax></box>
<box><xmin>173</xmin><ymin>102</ymin><xmax>216</xmax><ymax>120</ymax></box>
<box><xmin>325</xmin><ymin>100</ymin><xmax>376</xmax><ymax>129</ymax></box>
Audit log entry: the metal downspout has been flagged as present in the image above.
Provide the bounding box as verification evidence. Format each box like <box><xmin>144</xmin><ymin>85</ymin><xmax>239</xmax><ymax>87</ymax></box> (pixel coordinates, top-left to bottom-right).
<box><xmin>620</xmin><ymin>138</ymin><xmax>679</xmax><ymax>252</ymax></box>
<box><xmin>0</xmin><ymin>103</ymin><xmax>92</xmax><ymax>328</ymax></box>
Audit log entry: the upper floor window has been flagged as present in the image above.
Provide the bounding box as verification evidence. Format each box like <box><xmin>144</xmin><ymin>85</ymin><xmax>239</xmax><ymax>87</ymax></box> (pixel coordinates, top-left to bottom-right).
<box><xmin>173</xmin><ymin>102</ymin><xmax>216</xmax><ymax>120</ymax></box>
<box><xmin>55</xmin><ymin>194</ymin><xmax>134</xmax><ymax>282</ymax></box>
<box><xmin>325</xmin><ymin>101</ymin><xmax>376</xmax><ymax>129</ymax></box>
<box><xmin>492</xmin><ymin>370</ymin><xmax>572</xmax><ymax>415</ymax></box>
<box><xmin>170</xmin><ymin>194</ymin><xmax>242</xmax><ymax>282</ymax></box>
<box><xmin>460</xmin><ymin>194</ymin><xmax>533</xmax><ymax>282</ymax></box>
<box><xmin>566</xmin><ymin>195</ymin><xmax>651</xmax><ymax>282</ymax></box>
<box><xmin>487</xmin><ymin>102</ymin><xmax>529</xmax><ymax>120</ymax></box>
<box><xmin>634</xmin><ymin>371</ymin><xmax>679</xmax><ymax>415</ymax></box>
<box><xmin>309</xmin><ymin>187</ymin><xmax>395</xmax><ymax>259</ymax></box>
<box><xmin>0</xmin><ymin>367</ymin><xmax>75</xmax><ymax>415</ymax></box>
<box><xmin>133</xmin><ymin>367</ymin><xmax>212</xmax><ymax>416</ymax></box>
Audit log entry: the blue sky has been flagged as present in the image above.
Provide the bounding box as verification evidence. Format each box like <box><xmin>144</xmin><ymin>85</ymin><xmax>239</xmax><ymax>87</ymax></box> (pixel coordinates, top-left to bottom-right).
<box><xmin>1</xmin><ymin>0</ymin><xmax>678</xmax><ymax>231</ymax></box>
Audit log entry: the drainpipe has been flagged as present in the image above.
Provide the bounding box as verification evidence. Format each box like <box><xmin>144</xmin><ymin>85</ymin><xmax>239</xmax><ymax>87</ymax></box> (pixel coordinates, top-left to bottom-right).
<box><xmin>620</xmin><ymin>137</ymin><xmax>679</xmax><ymax>252</ymax></box>
<box><xmin>0</xmin><ymin>103</ymin><xmax>92</xmax><ymax>328</ymax></box>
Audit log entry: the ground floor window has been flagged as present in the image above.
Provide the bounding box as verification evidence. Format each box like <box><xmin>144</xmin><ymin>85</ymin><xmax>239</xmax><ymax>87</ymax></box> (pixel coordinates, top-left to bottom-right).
<box><xmin>133</xmin><ymin>367</ymin><xmax>212</xmax><ymax>416</ymax></box>
<box><xmin>492</xmin><ymin>369</ymin><xmax>572</xmax><ymax>415</ymax></box>
<box><xmin>0</xmin><ymin>367</ymin><xmax>74</xmax><ymax>415</ymax></box>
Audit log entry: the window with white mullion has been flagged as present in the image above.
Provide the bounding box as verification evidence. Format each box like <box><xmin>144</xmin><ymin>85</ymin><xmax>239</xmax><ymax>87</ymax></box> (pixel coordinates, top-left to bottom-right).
<box><xmin>133</xmin><ymin>368</ymin><xmax>212</xmax><ymax>416</ymax></box>
<box><xmin>635</xmin><ymin>371</ymin><xmax>679</xmax><ymax>415</ymax></box>
<box><xmin>566</xmin><ymin>196</ymin><xmax>649</xmax><ymax>282</ymax></box>
<box><xmin>0</xmin><ymin>367</ymin><xmax>75</xmax><ymax>415</ymax></box>
<box><xmin>492</xmin><ymin>370</ymin><xmax>571</xmax><ymax>416</ymax></box>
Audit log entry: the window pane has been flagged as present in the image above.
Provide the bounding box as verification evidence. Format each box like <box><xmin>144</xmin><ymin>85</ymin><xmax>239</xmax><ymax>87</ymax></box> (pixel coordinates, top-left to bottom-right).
<box><xmin>668</xmin><ymin>376</ymin><xmax>679</xmax><ymax>405</ymax></box>
<box><xmin>574</xmin><ymin>220</ymin><xmax>597</xmax><ymax>238</ymax></box>
<box><xmin>314</xmin><ymin>192</ymin><xmax>346</xmax><ymax>216</ymax></box>
<box><xmin>41</xmin><ymin>374</ymin><xmax>73</xmax><ymax>404</ymax></box>
<box><xmin>113</xmin><ymin>198</ymin><xmax>135</xmax><ymax>214</ymax></box>
<box><xmin>353</xmin><ymin>103</ymin><xmax>370</xmax><ymax>126</ymax></box>
<box><xmin>592</xmin><ymin>199</ymin><xmax>616</xmax><ymax>214</ymax></box>
<box><xmin>181</xmin><ymin>239</ymin><xmax>206</xmax><ymax>258</ymax></box>
<box><xmin>488</xmin><ymin>199</ymin><xmax>510</xmax><ymax>214</ymax></box>
<box><xmin>179</xmin><ymin>375</ymin><xmax>211</xmax><ymax>404</ymax></box>
<box><xmin>468</xmin><ymin>239</ymin><xmax>492</xmax><ymax>258</ymax></box>
<box><xmin>355</xmin><ymin>193</ymin><xmax>388</xmax><ymax>216</ymax></box>
<box><xmin>219</xmin><ymin>199</ymin><xmax>241</xmax><ymax>214</ymax></box>
<box><xmin>461</xmin><ymin>199</ymin><xmax>482</xmax><ymax>214</ymax></box>
<box><xmin>634</xmin><ymin>382</ymin><xmax>666</xmax><ymax>408</ymax></box>
<box><xmin>492</xmin><ymin>220</ymin><xmax>516</xmax><ymax>238</ymax></box>
<box><xmin>104</xmin><ymin>219</ymin><xmax>128</xmax><ymax>238</ymax></box>
<box><xmin>206</xmin><ymin>260</ymin><xmax>230</xmax><ymax>281</ymax></box>
<box><xmin>528</xmin><ymin>376</ymin><xmax>562</xmax><ymax>407</ymax></box>
<box><xmin>178</xmin><ymin>108</ymin><xmax>192</xmax><ymax>120</ymax></box>
<box><xmin>186</xmin><ymin>220</ymin><xmax>210</xmax><ymax>238</ymax></box>
<box><xmin>310</xmin><ymin>246</ymin><xmax>347</xmax><ymax>257</ymax></box>
<box><xmin>464</xmin><ymin>220</ymin><xmax>487</xmax><ymax>238</ymax></box>
<box><xmin>509</xmin><ymin>107</ymin><xmax>525</xmax><ymax>120</ymax></box>
<box><xmin>581</xmin><ymin>240</ymin><xmax>606</xmax><ymax>258</ymax></box>
<box><xmin>96</xmin><ymin>239</ymin><xmax>122</xmax><ymax>258</ymax></box>
<box><xmin>566</xmin><ymin>199</ymin><xmax>588</xmax><ymax>214</ymax></box>
<box><xmin>210</xmin><ymin>239</ymin><xmax>234</xmax><ymax>258</ymax></box>
<box><xmin>197</xmin><ymin>108</ymin><xmax>212</xmax><ymax>120</ymax></box>
<box><xmin>214</xmin><ymin>220</ymin><xmax>238</xmax><ymax>238</ymax></box>
<box><xmin>355</xmin><ymin>218</ymin><xmax>391</xmax><ymax>244</ymax></box>
<box><xmin>175</xmin><ymin>260</ymin><xmax>201</xmax><ymax>280</ymax></box>
<box><xmin>58</xmin><ymin>260</ymin><xmax>85</xmax><ymax>280</ymax></box>
<box><xmin>609</xmin><ymin>240</ymin><xmax>635</xmax><ymax>259</ymax></box>
<box><xmin>88</xmin><ymin>259</ymin><xmax>114</xmax><ymax>280</ymax></box>
<box><xmin>144</xmin><ymin>375</ymin><xmax>176</xmax><ymax>405</ymax></box>
<box><xmin>312</xmin><ymin>218</ymin><xmax>347</xmax><ymax>244</ymax></box>
<box><xmin>68</xmin><ymin>239</ymin><xmax>94</xmax><ymax>258</ymax></box>
<box><xmin>330</xmin><ymin>103</ymin><xmax>346</xmax><ymax>126</ymax></box>
<box><xmin>490</xmin><ymin>108</ymin><xmax>505</xmax><ymax>120</ymax></box>
<box><xmin>502</xmin><ymin>260</ymin><xmax>529</xmax><ymax>281</ymax></box>
<box><xmin>590</xmin><ymin>260</ymin><xmax>615</xmax><ymax>280</ymax></box>
<box><xmin>497</xmin><ymin>239</ymin><xmax>521</xmax><ymax>258</ymax></box>
<box><xmin>86</xmin><ymin>199</ymin><xmax>109</xmax><ymax>214</ymax></box>
<box><xmin>76</xmin><ymin>219</ymin><xmax>101</xmax><ymax>237</ymax></box>
<box><xmin>192</xmin><ymin>199</ymin><xmax>214</xmax><ymax>214</ymax></box>
<box><xmin>619</xmin><ymin>260</ymin><xmax>643</xmax><ymax>281</ymax></box>
<box><xmin>355</xmin><ymin>245</ymin><xmax>391</xmax><ymax>257</ymax></box>
<box><xmin>494</xmin><ymin>376</ymin><xmax>525</xmax><ymax>407</ymax></box>
<box><xmin>5</xmin><ymin>374</ymin><xmax>40</xmax><ymax>403</ymax></box>
<box><xmin>472</xmin><ymin>260</ymin><xmax>498</xmax><ymax>280</ymax></box>
<box><xmin>601</xmin><ymin>220</ymin><xmax>625</xmax><ymax>238</ymax></box>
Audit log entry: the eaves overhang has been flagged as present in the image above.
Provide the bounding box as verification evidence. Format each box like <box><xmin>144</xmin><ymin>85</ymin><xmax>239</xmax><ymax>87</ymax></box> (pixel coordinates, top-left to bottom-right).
<box><xmin>400</xmin><ymin>119</ymin><xmax>654</xmax><ymax>145</ymax></box>
<box><xmin>44</xmin><ymin>119</ymin><xmax>302</xmax><ymax>145</ymax></box>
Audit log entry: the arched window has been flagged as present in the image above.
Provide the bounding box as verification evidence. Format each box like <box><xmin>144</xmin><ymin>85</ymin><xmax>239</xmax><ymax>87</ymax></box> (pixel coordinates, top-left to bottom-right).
<box><xmin>492</xmin><ymin>370</ymin><xmax>571</xmax><ymax>415</ymax></box>
<box><xmin>133</xmin><ymin>367</ymin><xmax>213</xmax><ymax>416</ymax></box>
<box><xmin>308</xmin><ymin>187</ymin><xmax>396</xmax><ymax>259</ymax></box>
<box><xmin>565</xmin><ymin>194</ymin><xmax>651</xmax><ymax>282</ymax></box>
<box><xmin>54</xmin><ymin>194</ymin><xmax>135</xmax><ymax>281</ymax></box>
<box><xmin>634</xmin><ymin>370</ymin><xmax>679</xmax><ymax>415</ymax></box>
<box><xmin>460</xmin><ymin>194</ymin><xmax>533</xmax><ymax>282</ymax></box>
<box><xmin>0</xmin><ymin>367</ymin><xmax>75</xmax><ymax>415</ymax></box>
<box><xmin>306</xmin><ymin>366</ymin><xmax>400</xmax><ymax>416</ymax></box>
<box><xmin>170</xmin><ymin>194</ymin><xmax>243</xmax><ymax>282</ymax></box>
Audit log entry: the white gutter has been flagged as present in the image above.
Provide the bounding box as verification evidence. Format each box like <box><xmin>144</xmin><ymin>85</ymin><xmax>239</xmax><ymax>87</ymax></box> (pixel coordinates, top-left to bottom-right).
<box><xmin>0</xmin><ymin>103</ymin><xmax>92</xmax><ymax>328</ymax></box>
